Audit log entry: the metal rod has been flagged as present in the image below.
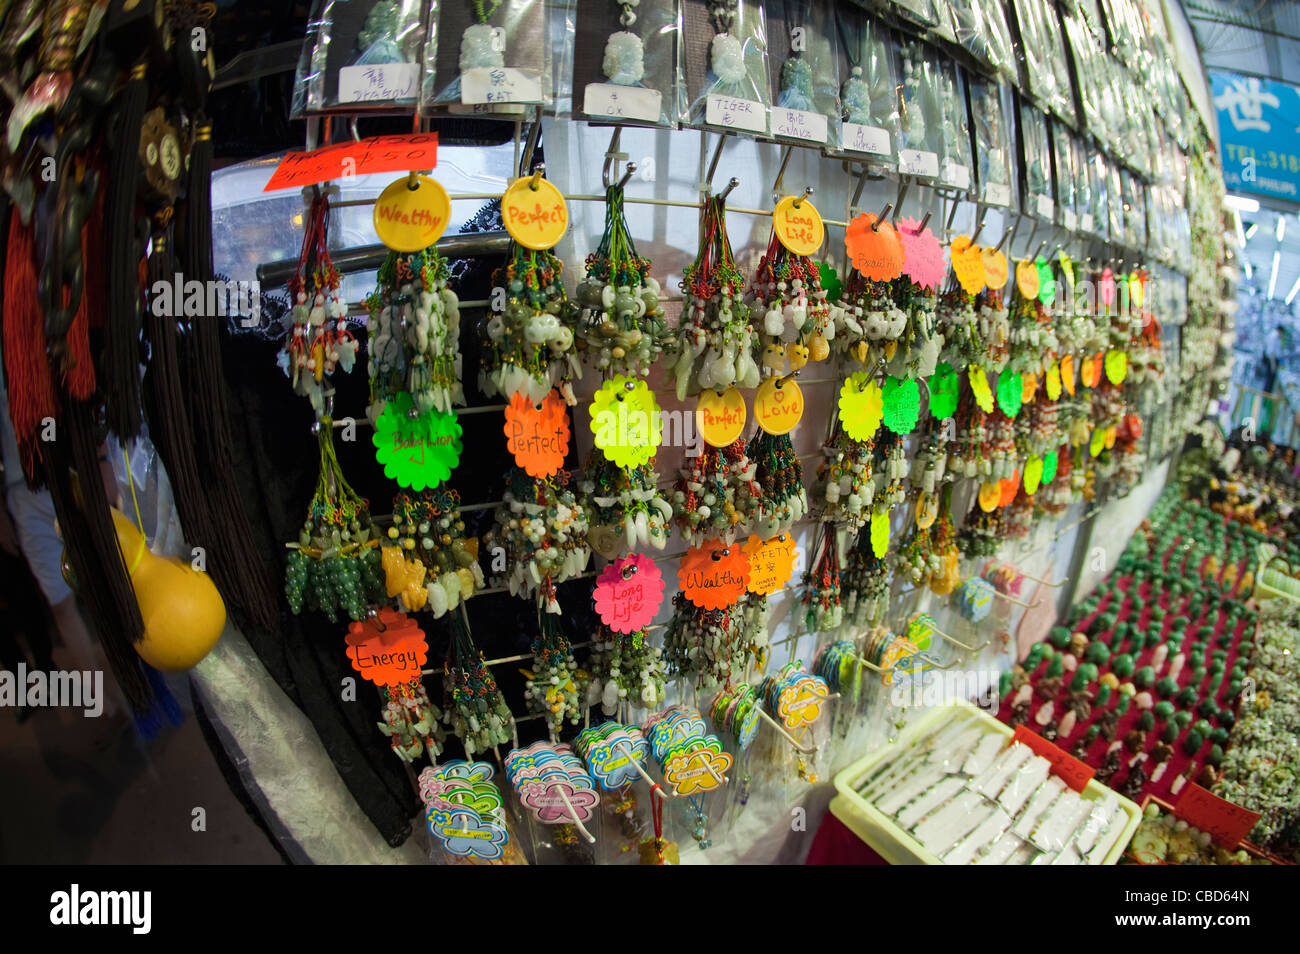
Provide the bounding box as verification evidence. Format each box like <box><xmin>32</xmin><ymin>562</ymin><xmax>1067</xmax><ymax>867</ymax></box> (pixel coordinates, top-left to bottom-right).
<box><xmin>893</xmin><ymin>178</ymin><xmax>910</xmax><ymax>220</ymax></box>
<box><xmin>529</xmin><ymin>164</ymin><xmax>546</xmax><ymax>190</ymax></box>
<box><xmin>870</xmin><ymin>203</ymin><xmax>892</xmax><ymax>230</ymax></box>
<box><xmin>718</xmin><ymin>176</ymin><xmax>740</xmax><ymax>201</ymax></box>
<box><xmin>771</xmin><ymin>146</ymin><xmax>793</xmax><ymax>201</ymax></box>
<box><xmin>616</xmin><ymin>162</ymin><xmax>638</xmax><ymax>190</ymax></box>
<box><xmin>706</xmin><ymin>132</ymin><xmax>730</xmax><ymax>188</ymax></box>
<box><xmin>993</xmin><ymin>225</ymin><xmax>1015</xmax><ymax>252</ymax></box>
<box><xmin>258</xmin><ymin>231</ymin><xmax>511</xmax><ymax>285</ymax></box>
<box><xmin>849</xmin><ymin>165</ymin><xmax>870</xmax><ymax>213</ymax></box>
<box><xmin>971</xmin><ymin>219</ymin><xmax>986</xmax><ymax>244</ymax></box>
<box><xmin>793</xmin><ymin>186</ymin><xmax>814</xmax><ymax>208</ymax></box>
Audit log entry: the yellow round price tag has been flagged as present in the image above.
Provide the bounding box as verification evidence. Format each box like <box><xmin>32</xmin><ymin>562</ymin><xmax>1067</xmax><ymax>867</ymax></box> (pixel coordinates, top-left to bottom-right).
<box><xmin>754</xmin><ymin>375</ymin><xmax>804</xmax><ymax>435</ymax></box>
<box><xmin>501</xmin><ymin>175</ymin><xmax>568</xmax><ymax>250</ymax></box>
<box><xmin>1016</xmin><ymin>260</ymin><xmax>1040</xmax><ymax>299</ymax></box>
<box><xmin>696</xmin><ymin>388</ymin><xmax>746</xmax><ymax>447</ymax></box>
<box><xmin>982</xmin><ymin>247</ymin><xmax>1009</xmax><ymax>290</ymax></box>
<box><xmin>773</xmin><ymin>195</ymin><xmax>824</xmax><ymax>256</ymax></box>
<box><xmin>373</xmin><ymin>175</ymin><xmax>451</xmax><ymax>252</ymax></box>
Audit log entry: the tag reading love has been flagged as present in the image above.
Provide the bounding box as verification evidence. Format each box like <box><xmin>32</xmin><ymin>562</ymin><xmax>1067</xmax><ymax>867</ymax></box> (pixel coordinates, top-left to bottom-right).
<box><xmin>1173</xmin><ymin>784</ymin><xmax>1262</xmax><ymax>849</ymax></box>
<box><xmin>753</xmin><ymin>376</ymin><xmax>804</xmax><ymax>434</ymax></box>
<box><xmin>1016</xmin><ymin>259</ymin><xmax>1040</xmax><ymax>299</ymax></box>
<box><xmin>741</xmin><ymin>533</ymin><xmax>797</xmax><ymax>595</ymax></box>
<box><xmin>373</xmin><ymin>175</ymin><xmax>451</xmax><ymax>252</ymax></box>
<box><xmin>950</xmin><ymin>235</ymin><xmax>985</xmax><ymax>294</ymax></box>
<box><xmin>1012</xmin><ymin>725</ymin><xmax>1095</xmax><ymax>792</ymax></box>
<box><xmin>678</xmin><ymin>540</ymin><xmax>750</xmax><ymax>609</ymax></box>
<box><xmin>589</xmin><ymin>376</ymin><xmax>662</xmax><ymax>468</ymax></box>
<box><xmin>773</xmin><ymin>195</ymin><xmax>824</xmax><ymax>255</ymax></box>
<box><xmin>344</xmin><ymin>609</ymin><xmax>429</xmax><ymax>687</ymax></box>
<box><xmin>504</xmin><ymin>390</ymin><xmax>569</xmax><ymax>477</ymax></box>
<box><xmin>844</xmin><ymin>212</ymin><xmax>904</xmax><ymax>281</ymax></box>
<box><xmin>592</xmin><ymin>554</ymin><xmax>665</xmax><ymax>634</ymax></box>
<box><xmin>501</xmin><ymin>175</ymin><xmax>568</xmax><ymax>250</ymax></box>
<box><xmin>838</xmin><ymin>371</ymin><xmax>884</xmax><ymax>440</ymax></box>
<box><xmin>696</xmin><ymin>388</ymin><xmax>746</xmax><ymax>447</ymax></box>
<box><xmin>982</xmin><ymin>247</ymin><xmax>1009</xmax><ymax>290</ymax></box>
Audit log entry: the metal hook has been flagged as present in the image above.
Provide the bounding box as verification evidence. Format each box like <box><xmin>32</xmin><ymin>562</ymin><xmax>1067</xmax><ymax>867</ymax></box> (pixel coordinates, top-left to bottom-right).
<box><xmin>894</xmin><ymin>177</ymin><xmax>910</xmax><ymax>220</ymax></box>
<box><xmin>970</xmin><ymin>219</ymin><xmax>987</xmax><ymax>245</ymax></box>
<box><xmin>1033</xmin><ymin>239</ymin><xmax>1048</xmax><ymax>260</ymax></box>
<box><xmin>616</xmin><ymin>162</ymin><xmax>638</xmax><ymax>190</ymax></box>
<box><xmin>993</xmin><ymin>224</ymin><xmax>1015</xmax><ymax>252</ymax></box>
<box><xmin>718</xmin><ymin>176</ymin><xmax>740</xmax><ymax>202</ymax></box>
<box><xmin>706</xmin><ymin>132</ymin><xmax>731</xmax><ymax>189</ymax></box>
<box><xmin>771</xmin><ymin>145</ymin><xmax>793</xmax><ymax>202</ymax></box>
<box><xmin>944</xmin><ymin>196</ymin><xmax>960</xmax><ymax>237</ymax></box>
<box><xmin>519</xmin><ymin>115</ymin><xmax>542</xmax><ymax>179</ymax></box>
<box><xmin>529</xmin><ymin>163</ymin><xmax>546</xmax><ymax>191</ymax></box>
<box><xmin>793</xmin><ymin>185</ymin><xmax>814</xmax><ymax>208</ymax></box>
<box><xmin>349</xmin><ymin>117</ymin><xmax>361</xmax><ymax>142</ymax></box>
<box><xmin>916</xmin><ymin>211</ymin><xmax>932</xmax><ymax>232</ymax></box>
<box><xmin>870</xmin><ymin>202</ymin><xmax>893</xmax><ymax>230</ymax></box>
<box><xmin>849</xmin><ymin>164</ymin><xmax>871</xmax><ymax>213</ymax></box>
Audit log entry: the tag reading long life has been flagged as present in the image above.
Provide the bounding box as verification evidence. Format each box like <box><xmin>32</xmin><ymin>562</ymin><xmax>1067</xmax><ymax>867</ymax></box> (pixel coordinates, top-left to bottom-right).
<box><xmin>772</xmin><ymin>195</ymin><xmax>824</xmax><ymax>255</ymax></box>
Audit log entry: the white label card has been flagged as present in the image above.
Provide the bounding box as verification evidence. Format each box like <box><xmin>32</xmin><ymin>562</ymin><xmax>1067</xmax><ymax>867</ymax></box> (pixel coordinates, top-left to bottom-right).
<box><xmin>941</xmin><ymin>160</ymin><xmax>971</xmax><ymax>190</ymax></box>
<box><xmin>1063</xmin><ymin>208</ymin><xmax>1078</xmax><ymax>231</ymax></box>
<box><xmin>770</xmin><ymin>107</ymin><xmax>828</xmax><ymax>143</ymax></box>
<box><xmin>1081</xmin><ymin>213</ymin><xmax>1095</xmax><ymax>233</ymax></box>
<box><xmin>706</xmin><ymin>94</ymin><xmax>768</xmax><ymax>133</ymax></box>
<box><xmin>841</xmin><ymin>123</ymin><xmax>891</xmax><ymax>156</ymax></box>
<box><xmin>337</xmin><ymin>63</ymin><xmax>419</xmax><ymax>103</ymax></box>
<box><xmin>898</xmin><ymin>148</ymin><xmax>940</xmax><ymax>178</ymax></box>
<box><xmin>1035</xmin><ymin>194</ymin><xmax>1055</xmax><ymax>220</ymax></box>
<box><xmin>985</xmin><ymin>182</ymin><xmax>1012</xmax><ymax>207</ymax></box>
<box><xmin>461</xmin><ymin>67</ymin><xmax>544</xmax><ymax>105</ymax></box>
<box><xmin>584</xmin><ymin>83</ymin><xmax>663</xmax><ymax>122</ymax></box>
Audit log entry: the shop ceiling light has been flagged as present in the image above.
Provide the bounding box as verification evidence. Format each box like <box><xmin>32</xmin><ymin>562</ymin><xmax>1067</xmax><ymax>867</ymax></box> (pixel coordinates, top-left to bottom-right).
<box><xmin>1286</xmin><ymin>274</ymin><xmax>1300</xmax><ymax>306</ymax></box>
<box><xmin>1268</xmin><ymin>250</ymin><xmax>1281</xmax><ymax>299</ymax></box>
<box><xmin>1225</xmin><ymin>194</ymin><xmax>1261</xmax><ymax>213</ymax></box>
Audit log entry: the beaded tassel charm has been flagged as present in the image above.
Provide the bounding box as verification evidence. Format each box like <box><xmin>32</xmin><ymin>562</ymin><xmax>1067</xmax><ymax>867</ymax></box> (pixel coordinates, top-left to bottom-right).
<box><xmin>671</xmin><ymin>440</ymin><xmax>761</xmax><ymax>547</ymax></box>
<box><xmin>575</xmin><ymin>182</ymin><xmax>665</xmax><ymax>378</ymax></box>
<box><xmin>663</xmin><ymin>592</ymin><xmax>759</xmax><ymax>691</ymax></box>
<box><xmin>483</xmin><ymin>246</ymin><xmax>581</xmax><ymax>405</ymax></box>
<box><xmin>523</xmin><ymin>613</ymin><xmax>583</xmax><ymax>734</ymax></box>
<box><xmin>816</xmin><ymin>424</ymin><xmax>875</xmax><ymax>531</ymax></box>
<box><xmin>747</xmin><ymin>430</ymin><xmax>808</xmax><ymax>538</ymax></box>
<box><xmin>579</xmin><ymin>450</ymin><xmax>672</xmax><ymax>559</ymax></box>
<box><xmin>446</xmin><ymin>610</ymin><xmax>513</xmax><ymax>756</ymax></box>
<box><xmin>377</xmin><ymin>678</ymin><xmax>444</xmax><ymax>763</ymax></box>
<box><xmin>384</xmin><ymin>489</ymin><xmax>485</xmax><ymax>618</ymax></box>
<box><xmin>280</xmin><ymin>188</ymin><xmax>358</xmax><ymax>418</ymax></box>
<box><xmin>669</xmin><ymin>195</ymin><xmax>759</xmax><ymax>401</ymax></box>
<box><xmin>484</xmin><ymin>468</ymin><xmax>591</xmax><ymax>610</ymax></box>
<box><xmin>799</xmin><ymin>522</ymin><xmax>842</xmax><ymax>633</ymax></box>
<box><xmin>366</xmin><ymin>246</ymin><xmax>463</xmax><ymax>423</ymax></box>
<box><xmin>587</xmin><ymin>624</ymin><xmax>667</xmax><ymax>713</ymax></box>
<box><xmin>833</xmin><ymin>267</ymin><xmax>906</xmax><ymax>366</ymax></box>
<box><xmin>751</xmin><ymin>230</ymin><xmax>834</xmax><ymax>374</ymax></box>
<box><xmin>284</xmin><ymin>427</ymin><xmax>386</xmax><ymax>622</ymax></box>
<box><xmin>841</xmin><ymin>531</ymin><xmax>890</xmax><ymax>627</ymax></box>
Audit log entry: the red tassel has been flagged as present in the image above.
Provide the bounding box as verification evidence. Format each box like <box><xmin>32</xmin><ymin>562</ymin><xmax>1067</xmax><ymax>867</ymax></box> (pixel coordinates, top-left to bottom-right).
<box><xmin>64</xmin><ymin>215</ymin><xmax>100</xmax><ymax>401</ymax></box>
<box><xmin>2</xmin><ymin>212</ymin><xmax>59</xmax><ymax>482</ymax></box>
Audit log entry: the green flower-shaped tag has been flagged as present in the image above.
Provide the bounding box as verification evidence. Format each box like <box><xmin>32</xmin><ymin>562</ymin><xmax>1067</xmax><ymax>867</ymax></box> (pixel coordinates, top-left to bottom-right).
<box><xmin>1042</xmin><ymin>449</ymin><xmax>1059</xmax><ymax>485</ymax></box>
<box><xmin>969</xmin><ymin>366</ymin><xmax>994</xmax><ymax>413</ymax></box>
<box><xmin>882</xmin><ymin>376</ymin><xmax>920</xmax><ymax>435</ymax></box>
<box><xmin>373</xmin><ymin>392</ymin><xmax>463</xmax><ymax>491</ymax></box>
<box><xmin>818</xmin><ymin>262</ymin><xmax>843</xmax><ymax>303</ymax></box>
<box><xmin>928</xmin><ymin>362</ymin><xmax>959</xmax><ymax>419</ymax></box>
<box><xmin>996</xmin><ymin>370</ymin><xmax>1023</xmax><ymax>418</ymax></box>
<box><xmin>870</xmin><ymin>507</ymin><xmax>890</xmax><ymax>558</ymax></box>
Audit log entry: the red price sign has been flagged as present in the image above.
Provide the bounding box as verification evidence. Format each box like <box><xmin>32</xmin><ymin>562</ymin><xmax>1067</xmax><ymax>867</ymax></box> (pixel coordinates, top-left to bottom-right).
<box><xmin>264</xmin><ymin>133</ymin><xmax>439</xmax><ymax>192</ymax></box>
<box><xmin>1173</xmin><ymin>784</ymin><xmax>1262</xmax><ymax>850</ymax></box>
<box><xmin>1011</xmin><ymin>725</ymin><xmax>1095</xmax><ymax>792</ymax></box>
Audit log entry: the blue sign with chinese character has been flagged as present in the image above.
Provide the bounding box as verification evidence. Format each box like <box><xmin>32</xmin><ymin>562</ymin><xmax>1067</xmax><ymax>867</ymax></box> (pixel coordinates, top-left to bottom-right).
<box><xmin>1211</xmin><ymin>70</ymin><xmax>1300</xmax><ymax>203</ymax></box>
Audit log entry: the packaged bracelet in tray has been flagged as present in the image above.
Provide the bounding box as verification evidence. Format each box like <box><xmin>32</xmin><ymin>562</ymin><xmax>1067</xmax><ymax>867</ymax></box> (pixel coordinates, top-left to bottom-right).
<box><xmin>574</xmin><ymin>0</ymin><xmax>682</xmax><ymax>127</ymax></box>
<box><xmin>292</xmin><ymin>0</ymin><xmax>427</xmax><ymax>116</ymax></box>
<box><xmin>832</xmin><ymin>702</ymin><xmax>1140</xmax><ymax>864</ymax></box>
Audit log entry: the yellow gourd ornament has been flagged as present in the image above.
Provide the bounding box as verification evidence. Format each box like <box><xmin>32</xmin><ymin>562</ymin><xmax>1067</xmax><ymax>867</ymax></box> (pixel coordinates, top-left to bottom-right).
<box><xmin>110</xmin><ymin>509</ymin><xmax>226</xmax><ymax>671</ymax></box>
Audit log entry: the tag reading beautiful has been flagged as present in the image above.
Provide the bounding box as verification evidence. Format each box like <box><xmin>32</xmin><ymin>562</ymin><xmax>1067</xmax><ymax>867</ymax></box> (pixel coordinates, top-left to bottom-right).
<box><xmin>742</xmin><ymin>533</ymin><xmax>797</xmax><ymax>595</ymax></box>
<box><xmin>753</xmin><ymin>376</ymin><xmax>803</xmax><ymax>434</ymax></box>
<box><xmin>373</xmin><ymin>175</ymin><xmax>451</xmax><ymax>252</ymax></box>
<box><xmin>678</xmin><ymin>540</ymin><xmax>750</xmax><ymax>610</ymax></box>
<box><xmin>696</xmin><ymin>388</ymin><xmax>747</xmax><ymax>447</ymax></box>
<box><xmin>501</xmin><ymin>175</ymin><xmax>568</xmax><ymax>250</ymax></box>
<box><xmin>592</xmin><ymin>554</ymin><xmax>665</xmax><ymax>634</ymax></box>
<box><xmin>503</xmin><ymin>390</ymin><xmax>569</xmax><ymax>477</ymax></box>
<box><xmin>772</xmin><ymin>195</ymin><xmax>824</xmax><ymax>256</ymax></box>
<box><xmin>844</xmin><ymin>212</ymin><xmax>904</xmax><ymax>281</ymax></box>
<box><xmin>838</xmin><ymin>371</ymin><xmax>884</xmax><ymax>440</ymax></box>
<box><xmin>589</xmin><ymin>376</ymin><xmax>662</xmax><ymax>469</ymax></box>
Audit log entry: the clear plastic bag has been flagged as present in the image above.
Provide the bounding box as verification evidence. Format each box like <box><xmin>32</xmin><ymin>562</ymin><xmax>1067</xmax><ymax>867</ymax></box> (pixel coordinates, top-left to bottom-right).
<box><xmin>969</xmin><ymin>77</ymin><xmax>1015</xmax><ymax>210</ymax></box>
<box><xmin>573</xmin><ymin>0</ymin><xmax>681</xmax><ymax>127</ymax></box>
<box><xmin>896</xmin><ymin>37</ymin><xmax>945</xmax><ymax>179</ymax></box>
<box><xmin>949</xmin><ymin>0</ymin><xmax>1016</xmax><ymax>82</ymax></box>
<box><xmin>765</xmin><ymin>0</ymin><xmax>841</xmax><ymax>147</ymax></box>
<box><xmin>680</xmin><ymin>0</ymin><xmax>771</xmax><ymax>135</ymax></box>
<box><xmin>419</xmin><ymin>0</ymin><xmax>552</xmax><ymax>116</ymax></box>
<box><xmin>937</xmin><ymin>61</ymin><xmax>973</xmax><ymax>193</ymax></box>
<box><xmin>1072</xmin><ymin>135</ymin><xmax>1095</xmax><ymax>234</ymax></box>
<box><xmin>1062</xmin><ymin>6</ymin><xmax>1107</xmax><ymax>141</ymax></box>
<box><xmin>1011</xmin><ymin>0</ymin><xmax>1075</xmax><ymax>126</ymax></box>
<box><xmin>1018</xmin><ymin>100</ymin><xmax>1054</xmax><ymax>222</ymax></box>
<box><xmin>833</xmin><ymin>5</ymin><xmax>900</xmax><ymax>161</ymax></box>
<box><xmin>1089</xmin><ymin>150</ymin><xmax>1110</xmax><ymax>242</ymax></box>
<box><xmin>1051</xmin><ymin>119</ymin><xmax>1077</xmax><ymax>232</ymax></box>
<box><xmin>291</xmin><ymin>0</ymin><xmax>428</xmax><ymax>117</ymax></box>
